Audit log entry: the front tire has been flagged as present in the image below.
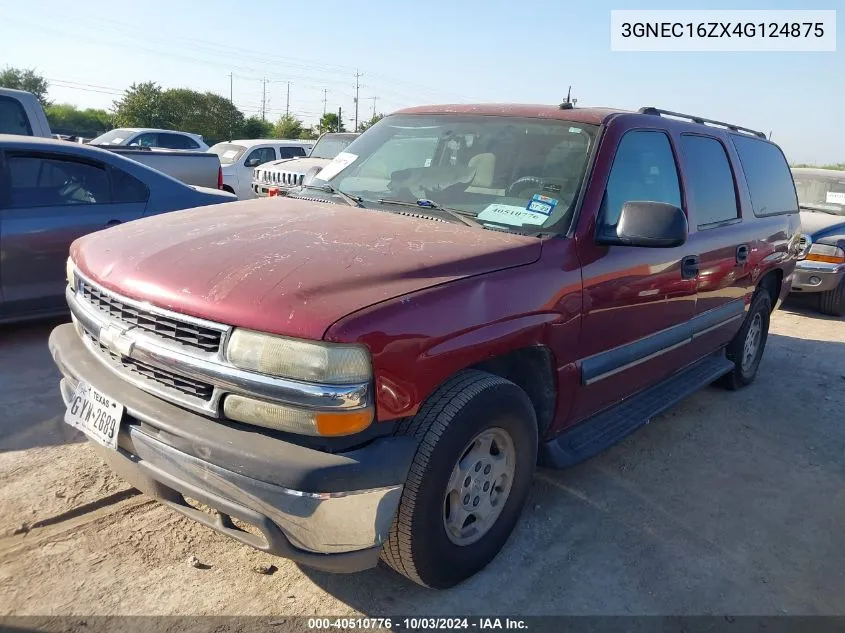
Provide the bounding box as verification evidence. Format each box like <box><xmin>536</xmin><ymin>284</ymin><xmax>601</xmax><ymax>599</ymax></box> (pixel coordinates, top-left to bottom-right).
<box><xmin>819</xmin><ymin>277</ymin><xmax>845</xmax><ymax>317</ymax></box>
<box><xmin>381</xmin><ymin>370</ymin><xmax>537</xmax><ymax>588</ymax></box>
<box><xmin>717</xmin><ymin>290</ymin><xmax>771</xmax><ymax>390</ymax></box>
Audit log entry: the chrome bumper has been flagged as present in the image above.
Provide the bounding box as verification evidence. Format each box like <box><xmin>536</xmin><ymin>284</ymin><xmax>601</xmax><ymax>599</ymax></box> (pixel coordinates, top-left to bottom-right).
<box><xmin>791</xmin><ymin>260</ymin><xmax>845</xmax><ymax>293</ymax></box>
<box><xmin>65</xmin><ymin>275</ymin><xmax>370</xmax><ymax>418</ymax></box>
<box><xmin>51</xmin><ymin>324</ymin><xmax>413</xmax><ymax>570</ymax></box>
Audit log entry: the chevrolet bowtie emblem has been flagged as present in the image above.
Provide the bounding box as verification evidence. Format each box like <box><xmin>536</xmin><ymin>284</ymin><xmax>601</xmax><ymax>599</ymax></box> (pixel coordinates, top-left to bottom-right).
<box><xmin>98</xmin><ymin>325</ymin><xmax>134</xmax><ymax>357</ymax></box>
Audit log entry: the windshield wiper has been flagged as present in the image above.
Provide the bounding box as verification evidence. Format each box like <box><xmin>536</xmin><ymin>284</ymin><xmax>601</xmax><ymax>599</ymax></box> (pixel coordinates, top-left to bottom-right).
<box><xmin>376</xmin><ymin>198</ymin><xmax>482</xmax><ymax>228</ymax></box>
<box><xmin>301</xmin><ymin>183</ymin><xmax>364</xmax><ymax>208</ymax></box>
<box><xmin>799</xmin><ymin>203</ymin><xmax>840</xmax><ymax>215</ymax></box>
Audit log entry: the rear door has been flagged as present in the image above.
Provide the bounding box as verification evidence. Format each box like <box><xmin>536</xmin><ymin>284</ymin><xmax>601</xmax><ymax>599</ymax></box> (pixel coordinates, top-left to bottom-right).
<box><xmin>0</xmin><ymin>151</ymin><xmax>147</xmax><ymax>315</ymax></box>
<box><xmin>677</xmin><ymin>133</ymin><xmax>752</xmax><ymax>350</ymax></box>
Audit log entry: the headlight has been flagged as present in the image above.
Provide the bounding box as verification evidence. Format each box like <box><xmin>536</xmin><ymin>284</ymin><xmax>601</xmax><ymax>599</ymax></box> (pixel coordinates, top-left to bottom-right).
<box><xmin>225</xmin><ymin>328</ymin><xmax>371</xmax><ymax>384</ymax></box>
<box><xmin>806</xmin><ymin>243</ymin><xmax>845</xmax><ymax>264</ymax></box>
<box><xmin>66</xmin><ymin>257</ymin><xmax>76</xmax><ymax>290</ymax></box>
<box><xmin>223</xmin><ymin>395</ymin><xmax>373</xmax><ymax>436</ymax></box>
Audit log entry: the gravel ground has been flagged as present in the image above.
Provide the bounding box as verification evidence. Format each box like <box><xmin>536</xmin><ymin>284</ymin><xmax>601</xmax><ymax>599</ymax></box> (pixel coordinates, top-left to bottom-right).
<box><xmin>0</xmin><ymin>299</ymin><xmax>843</xmax><ymax>617</ymax></box>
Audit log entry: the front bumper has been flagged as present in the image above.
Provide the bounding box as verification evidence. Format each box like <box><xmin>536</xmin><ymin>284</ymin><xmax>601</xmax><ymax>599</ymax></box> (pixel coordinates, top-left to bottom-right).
<box><xmin>252</xmin><ymin>182</ymin><xmax>296</xmax><ymax>197</ymax></box>
<box><xmin>49</xmin><ymin>324</ymin><xmax>415</xmax><ymax>573</ymax></box>
<box><xmin>790</xmin><ymin>260</ymin><xmax>845</xmax><ymax>294</ymax></box>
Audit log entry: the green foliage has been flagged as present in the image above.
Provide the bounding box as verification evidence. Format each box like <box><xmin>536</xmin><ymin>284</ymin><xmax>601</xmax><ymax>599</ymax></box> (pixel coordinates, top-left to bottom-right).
<box><xmin>112</xmin><ymin>82</ymin><xmax>244</xmax><ymax>144</ymax></box>
<box><xmin>791</xmin><ymin>163</ymin><xmax>845</xmax><ymax>171</ymax></box>
<box><xmin>319</xmin><ymin>112</ymin><xmax>346</xmax><ymax>133</ymax></box>
<box><xmin>358</xmin><ymin>113</ymin><xmax>385</xmax><ymax>132</ymax></box>
<box><xmin>45</xmin><ymin>103</ymin><xmax>112</xmax><ymax>138</ymax></box>
<box><xmin>273</xmin><ymin>114</ymin><xmax>304</xmax><ymax>140</ymax></box>
<box><xmin>299</xmin><ymin>127</ymin><xmax>319</xmax><ymax>140</ymax></box>
<box><xmin>0</xmin><ymin>66</ymin><xmax>50</xmax><ymax>107</ymax></box>
<box><xmin>241</xmin><ymin>116</ymin><xmax>273</xmax><ymax>139</ymax></box>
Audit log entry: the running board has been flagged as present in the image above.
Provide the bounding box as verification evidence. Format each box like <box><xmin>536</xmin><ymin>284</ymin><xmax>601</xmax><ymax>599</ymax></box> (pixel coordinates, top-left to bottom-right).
<box><xmin>539</xmin><ymin>353</ymin><xmax>734</xmax><ymax>469</ymax></box>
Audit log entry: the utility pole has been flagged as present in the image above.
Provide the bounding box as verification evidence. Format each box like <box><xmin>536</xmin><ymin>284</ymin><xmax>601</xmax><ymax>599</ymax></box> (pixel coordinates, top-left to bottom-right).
<box><xmin>322</xmin><ymin>88</ymin><xmax>328</xmax><ymax>115</ymax></box>
<box><xmin>353</xmin><ymin>70</ymin><xmax>363</xmax><ymax>132</ymax></box>
<box><xmin>261</xmin><ymin>78</ymin><xmax>268</xmax><ymax>121</ymax></box>
<box><xmin>285</xmin><ymin>81</ymin><xmax>290</xmax><ymax>118</ymax></box>
<box><xmin>229</xmin><ymin>73</ymin><xmax>233</xmax><ymax>103</ymax></box>
<box><xmin>337</xmin><ymin>106</ymin><xmax>342</xmax><ymax>133</ymax></box>
<box><xmin>366</xmin><ymin>96</ymin><xmax>378</xmax><ymax>118</ymax></box>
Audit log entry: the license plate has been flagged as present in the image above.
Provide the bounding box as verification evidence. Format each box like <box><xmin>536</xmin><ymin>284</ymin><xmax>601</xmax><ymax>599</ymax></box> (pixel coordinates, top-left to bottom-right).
<box><xmin>64</xmin><ymin>382</ymin><xmax>124</xmax><ymax>450</ymax></box>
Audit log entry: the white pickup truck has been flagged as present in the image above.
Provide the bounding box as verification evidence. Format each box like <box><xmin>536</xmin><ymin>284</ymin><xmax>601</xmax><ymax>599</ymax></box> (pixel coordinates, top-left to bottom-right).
<box><xmin>0</xmin><ymin>88</ymin><xmax>224</xmax><ymax>190</ymax></box>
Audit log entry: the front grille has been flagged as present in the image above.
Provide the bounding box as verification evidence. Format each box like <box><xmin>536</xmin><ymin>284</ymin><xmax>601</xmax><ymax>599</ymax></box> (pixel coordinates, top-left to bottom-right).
<box><xmin>79</xmin><ymin>280</ymin><xmax>222</xmax><ymax>353</ymax></box>
<box><xmin>279</xmin><ymin>172</ymin><xmax>304</xmax><ymax>186</ymax></box>
<box><xmin>87</xmin><ymin>332</ymin><xmax>214</xmax><ymax>401</ymax></box>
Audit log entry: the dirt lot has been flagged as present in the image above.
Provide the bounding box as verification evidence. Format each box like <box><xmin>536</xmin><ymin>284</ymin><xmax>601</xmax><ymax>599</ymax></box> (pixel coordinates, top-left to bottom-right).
<box><xmin>1</xmin><ymin>299</ymin><xmax>843</xmax><ymax>617</ymax></box>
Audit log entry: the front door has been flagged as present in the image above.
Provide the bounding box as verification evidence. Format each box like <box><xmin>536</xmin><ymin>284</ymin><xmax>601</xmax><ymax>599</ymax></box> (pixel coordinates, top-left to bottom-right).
<box><xmin>571</xmin><ymin>125</ymin><xmax>699</xmax><ymax>424</ymax></box>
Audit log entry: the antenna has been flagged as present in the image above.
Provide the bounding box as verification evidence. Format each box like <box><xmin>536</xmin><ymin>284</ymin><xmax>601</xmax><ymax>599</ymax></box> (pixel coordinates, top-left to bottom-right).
<box><xmin>560</xmin><ymin>86</ymin><xmax>576</xmax><ymax>110</ymax></box>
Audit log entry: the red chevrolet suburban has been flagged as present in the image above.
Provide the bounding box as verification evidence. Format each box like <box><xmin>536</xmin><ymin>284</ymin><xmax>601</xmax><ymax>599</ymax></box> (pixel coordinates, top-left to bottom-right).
<box><xmin>50</xmin><ymin>104</ymin><xmax>801</xmax><ymax>589</ymax></box>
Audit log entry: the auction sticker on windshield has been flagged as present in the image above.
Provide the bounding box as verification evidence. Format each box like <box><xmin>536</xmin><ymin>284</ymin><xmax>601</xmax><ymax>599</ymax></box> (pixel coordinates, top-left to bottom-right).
<box><xmin>64</xmin><ymin>382</ymin><xmax>124</xmax><ymax>450</ymax></box>
<box><xmin>317</xmin><ymin>152</ymin><xmax>358</xmax><ymax>181</ymax></box>
<box><xmin>826</xmin><ymin>191</ymin><xmax>845</xmax><ymax>204</ymax></box>
<box><xmin>478</xmin><ymin>203</ymin><xmax>549</xmax><ymax>226</ymax></box>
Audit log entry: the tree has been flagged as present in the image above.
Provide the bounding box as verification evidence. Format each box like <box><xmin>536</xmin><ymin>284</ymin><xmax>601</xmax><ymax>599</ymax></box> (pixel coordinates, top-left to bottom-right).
<box><xmin>273</xmin><ymin>114</ymin><xmax>303</xmax><ymax>139</ymax></box>
<box><xmin>241</xmin><ymin>116</ymin><xmax>273</xmax><ymax>139</ymax></box>
<box><xmin>358</xmin><ymin>113</ymin><xmax>385</xmax><ymax>132</ymax></box>
<box><xmin>319</xmin><ymin>112</ymin><xmax>346</xmax><ymax>133</ymax></box>
<box><xmin>113</xmin><ymin>82</ymin><xmax>170</xmax><ymax>128</ymax></box>
<box><xmin>0</xmin><ymin>67</ymin><xmax>50</xmax><ymax>107</ymax></box>
<box><xmin>299</xmin><ymin>127</ymin><xmax>319</xmax><ymax>140</ymax></box>
<box><xmin>45</xmin><ymin>103</ymin><xmax>112</xmax><ymax>137</ymax></box>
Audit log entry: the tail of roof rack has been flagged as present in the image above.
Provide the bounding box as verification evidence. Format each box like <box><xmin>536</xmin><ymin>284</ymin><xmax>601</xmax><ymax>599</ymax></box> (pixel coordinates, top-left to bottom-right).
<box><xmin>638</xmin><ymin>107</ymin><xmax>767</xmax><ymax>139</ymax></box>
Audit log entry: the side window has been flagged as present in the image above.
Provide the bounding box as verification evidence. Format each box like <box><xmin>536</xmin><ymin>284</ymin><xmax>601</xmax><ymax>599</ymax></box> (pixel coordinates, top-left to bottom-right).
<box><xmin>600</xmin><ymin>130</ymin><xmax>681</xmax><ymax>230</ymax></box>
<box><xmin>157</xmin><ymin>133</ymin><xmax>191</xmax><ymax>149</ymax></box>
<box><xmin>680</xmin><ymin>135</ymin><xmax>739</xmax><ymax>227</ymax></box>
<box><xmin>0</xmin><ymin>96</ymin><xmax>33</xmax><ymax>135</ymax></box>
<box><xmin>129</xmin><ymin>133</ymin><xmax>158</xmax><ymax>148</ymax></box>
<box><xmin>110</xmin><ymin>167</ymin><xmax>149</xmax><ymax>203</ymax></box>
<box><xmin>245</xmin><ymin>147</ymin><xmax>276</xmax><ymax>166</ymax></box>
<box><xmin>731</xmin><ymin>135</ymin><xmax>798</xmax><ymax>216</ymax></box>
<box><xmin>7</xmin><ymin>153</ymin><xmax>112</xmax><ymax>208</ymax></box>
<box><xmin>278</xmin><ymin>147</ymin><xmax>305</xmax><ymax>159</ymax></box>
<box><xmin>182</xmin><ymin>136</ymin><xmax>200</xmax><ymax>149</ymax></box>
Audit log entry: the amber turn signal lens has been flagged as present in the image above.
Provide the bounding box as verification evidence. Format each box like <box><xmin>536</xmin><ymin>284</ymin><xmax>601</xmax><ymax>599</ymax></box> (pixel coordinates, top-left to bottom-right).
<box><xmin>806</xmin><ymin>254</ymin><xmax>845</xmax><ymax>264</ymax></box>
<box><xmin>314</xmin><ymin>409</ymin><xmax>374</xmax><ymax>436</ymax></box>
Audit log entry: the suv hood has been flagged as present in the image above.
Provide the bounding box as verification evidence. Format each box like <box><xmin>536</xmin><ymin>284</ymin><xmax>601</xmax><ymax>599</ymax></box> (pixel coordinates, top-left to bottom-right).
<box><xmin>800</xmin><ymin>210</ymin><xmax>845</xmax><ymax>242</ymax></box>
<box><xmin>71</xmin><ymin>198</ymin><xmax>542</xmax><ymax>340</ymax></box>
<box><xmin>261</xmin><ymin>157</ymin><xmax>330</xmax><ymax>174</ymax></box>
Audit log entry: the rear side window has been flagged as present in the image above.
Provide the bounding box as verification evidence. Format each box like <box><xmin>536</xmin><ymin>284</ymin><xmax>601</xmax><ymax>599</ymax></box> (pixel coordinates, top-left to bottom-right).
<box><xmin>680</xmin><ymin>135</ymin><xmax>739</xmax><ymax>227</ymax></box>
<box><xmin>7</xmin><ymin>153</ymin><xmax>112</xmax><ymax>208</ymax></box>
<box><xmin>279</xmin><ymin>146</ymin><xmax>307</xmax><ymax>159</ymax></box>
<box><xmin>157</xmin><ymin>133</ymin><xmax>196</xmax><ymax>149</ymax></box>
<box><xmin>110</xmin><ymin>167</ymin><xmax>149</xmax><ymax>203</ymax></box>
<box><xmin>0</xmin><ymin>96</ymin><xmax>33</xmax><ymax>135</ymax></box>
<box><xmin>600</xmin><ymin>130</ymin><xmax>682</xmax><ymax>231</ymax></box>
<box><xmin>731</xmin><ymin>135</ymin><xmax>798</xmax><ymax>216</ymax></box>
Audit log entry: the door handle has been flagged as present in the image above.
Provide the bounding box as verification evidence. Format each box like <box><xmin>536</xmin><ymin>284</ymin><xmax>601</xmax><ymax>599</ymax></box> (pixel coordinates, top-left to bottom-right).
<box><xmin>681</xmin><ymin>255</ymin><xmax>700</xmax><ymax>280</ymax></box>
<box><xmin>736</xmin><ymin>244</ymin><xmax>749</xmax><ymax>265</ymax></box>
<box><xmin>106</xmin><ymin>219</ymin><xmax>122</xmax><ymax>227</ymax></box>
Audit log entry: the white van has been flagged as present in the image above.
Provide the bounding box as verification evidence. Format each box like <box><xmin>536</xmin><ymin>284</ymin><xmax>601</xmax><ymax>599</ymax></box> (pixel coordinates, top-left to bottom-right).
<box><xmin>209</xmin><ymin>139</ymin><xmax>316</xmax><ymax>199</ymax></box>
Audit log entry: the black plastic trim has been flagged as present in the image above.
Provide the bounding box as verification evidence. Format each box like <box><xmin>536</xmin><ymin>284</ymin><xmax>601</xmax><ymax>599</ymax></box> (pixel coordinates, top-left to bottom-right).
<box><xmin>581</xmin><ymin>300</ymin><xmax>745</xmax><ymax>385</ymax></box>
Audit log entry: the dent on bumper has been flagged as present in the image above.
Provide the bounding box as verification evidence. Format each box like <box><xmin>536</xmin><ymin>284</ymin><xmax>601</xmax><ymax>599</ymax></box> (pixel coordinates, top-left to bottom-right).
<box><xmin>51</xmin><ymin>324</ymin><xmax>412</xmax><ymax>572</ymax></box>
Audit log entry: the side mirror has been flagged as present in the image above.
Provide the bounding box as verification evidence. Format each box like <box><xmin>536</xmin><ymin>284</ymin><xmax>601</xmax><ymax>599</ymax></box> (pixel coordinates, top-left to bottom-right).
<box><xmin>597</xmin><ymin>201</ymin><xmax>687</xmax><ymax>248</ymax></box>
<box><xmin>245</xmin><ymin>158</ymin><xmax>261</xmax><ymax>167</ymax></box>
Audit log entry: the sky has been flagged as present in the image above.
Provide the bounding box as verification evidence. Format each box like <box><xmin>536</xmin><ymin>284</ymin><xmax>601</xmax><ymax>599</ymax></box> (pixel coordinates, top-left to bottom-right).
<box><xmin>0</xmin><ymin>0</ymin><xmax>840</xmax><ymax>163</ymax></box>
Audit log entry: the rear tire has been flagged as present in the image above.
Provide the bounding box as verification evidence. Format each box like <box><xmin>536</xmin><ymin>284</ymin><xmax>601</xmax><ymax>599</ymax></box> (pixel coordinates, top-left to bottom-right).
<box><xmin>381</xmin><ymin>370</ymin><xmax>537</xmax><ymax>589</ymax></box>
<box><xmin>819</xmin><ymin>278</ymin><xmax>845</xmax><ymax>317</ymax></box>
<box><xmin>717</xmin><ymin>290</ymin><xmax>771</xmax><ymax>390</ymax></box>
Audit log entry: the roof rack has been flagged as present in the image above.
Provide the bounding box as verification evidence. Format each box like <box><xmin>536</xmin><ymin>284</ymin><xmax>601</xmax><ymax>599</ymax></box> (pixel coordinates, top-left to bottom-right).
<box><xmin>638</xmin><ymin>107</ymin><xmax>767</xmax><ymax>139</ymax></box>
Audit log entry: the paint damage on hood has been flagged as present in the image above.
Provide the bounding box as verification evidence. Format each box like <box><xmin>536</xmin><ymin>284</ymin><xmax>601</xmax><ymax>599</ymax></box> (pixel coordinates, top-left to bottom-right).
<box><xmin>71</xmin><ymin>198</ymin><xmax>543</xmax><ymax>340</ymax></box>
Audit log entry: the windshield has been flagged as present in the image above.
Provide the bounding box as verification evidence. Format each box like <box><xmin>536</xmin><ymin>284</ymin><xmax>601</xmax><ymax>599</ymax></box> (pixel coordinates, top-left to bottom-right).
<box><xmin>313</xmin><ymin>114</ymin><xmax>596</xmax><ymax>233</ymax></box>
<box><xmin>310</xmin><ymin>134</ymin><xmax>358</xmax><ymax>160</ymax></box>
<box><xmin>89</xmin><ymin>129</ymin><xmax>134</xmax><ymax>145</ymax></box>
<box><xmin>793</xmin><ymin>171</ymin><xmax>845</xmax><ymax>216</ymax></box>
<box><xmin>209</xmin><ymin>143</ymin><xmax>247</xmax><ymax>164</ymax></box>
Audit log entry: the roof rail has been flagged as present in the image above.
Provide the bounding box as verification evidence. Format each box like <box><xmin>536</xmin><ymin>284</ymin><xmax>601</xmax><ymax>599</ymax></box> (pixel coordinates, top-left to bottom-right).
<box><xmin>638</xmin><ymin>107</ymin><xmax>767</xmax><ymax>139</ymax></box>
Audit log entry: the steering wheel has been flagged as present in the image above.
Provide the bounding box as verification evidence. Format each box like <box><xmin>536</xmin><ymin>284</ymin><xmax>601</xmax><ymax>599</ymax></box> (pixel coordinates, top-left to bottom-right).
<box><xmin>505</xmin><ymin>176</ymin><xmax>570</xmax><ymax>198</ymax></box>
